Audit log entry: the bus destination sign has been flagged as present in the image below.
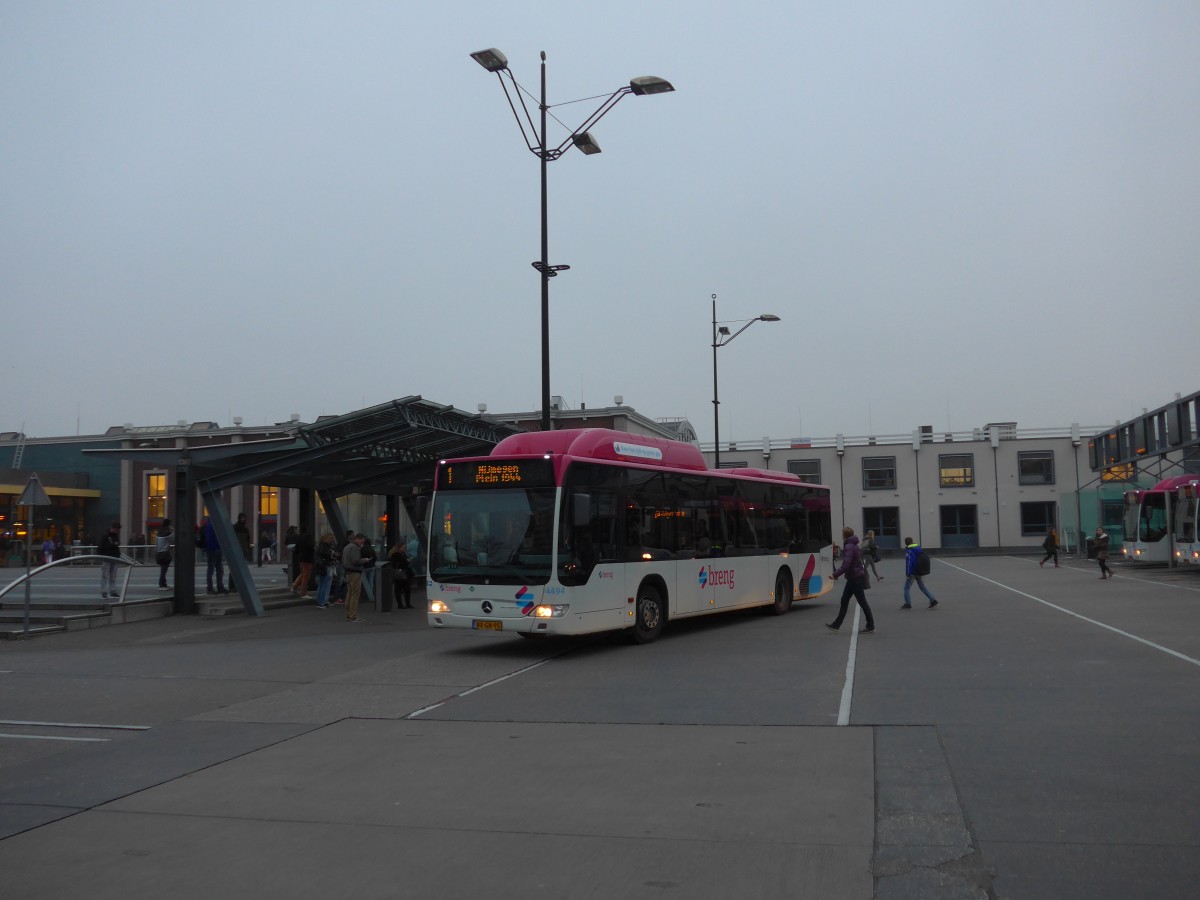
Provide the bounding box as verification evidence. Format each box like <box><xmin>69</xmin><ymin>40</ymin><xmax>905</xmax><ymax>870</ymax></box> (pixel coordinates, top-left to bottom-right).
<box><xmin>440</xmin><ymin>459</ymin><xmax>554</xmax><ymax>490</ymax></box>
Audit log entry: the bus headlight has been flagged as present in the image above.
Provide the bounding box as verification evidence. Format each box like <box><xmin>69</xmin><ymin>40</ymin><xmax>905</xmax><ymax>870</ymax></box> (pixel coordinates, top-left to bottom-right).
<box><xmin>429</xmin><ymin>599</ymin><xmax>451</xmax><ymax>614</ymax></box>
<box><xmin>534</xmin><ymin>604</ymin><xmax>568</xmax><ymax>618</ymax></box>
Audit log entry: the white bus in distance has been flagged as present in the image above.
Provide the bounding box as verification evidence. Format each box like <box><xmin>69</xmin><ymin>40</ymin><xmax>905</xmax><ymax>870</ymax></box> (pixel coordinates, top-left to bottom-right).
<box><xmin>426</xmin><ymin>428</ymin><xmax>834</xmax><ymax>644</ymax></box>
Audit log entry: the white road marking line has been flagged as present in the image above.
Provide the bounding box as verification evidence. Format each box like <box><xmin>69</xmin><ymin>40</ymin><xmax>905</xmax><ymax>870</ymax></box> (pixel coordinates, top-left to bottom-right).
<box><xmin>943</xmin><ymin>561</ymin><xmax>1200</xmax><ymax>668</ymax></box>
<box><xmin>1004</xmin><ymin>556</ymin><xmax>1200</xmax><ymax>592</ymax></box>
<box><xmin>0</xmin><ymin>720</ymin><xmax>150</xmax><ymax>730</ymax></box>
<box><xmin>0</xmin><ymin>733</ymin><xmax>110</xmax><ymax>743</ymax></box>
<box><xmin>407</xmin><ymin>657</ymin><xmax>553</xmax><ymax>719</ymax></box>
<box><xmin>837</xmin><ymin>606</ymin><xmax>862</xmax><ymax>726</ymax></box>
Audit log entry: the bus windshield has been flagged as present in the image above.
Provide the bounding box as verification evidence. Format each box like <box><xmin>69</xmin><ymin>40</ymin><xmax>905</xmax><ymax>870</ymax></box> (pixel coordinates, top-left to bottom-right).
<box><xmin>429</xmin><ymin>458</ymin><xmax>558</xmax><ymax>585</ymax></box>
<box><xmin>1138</xmin><ymin>493</ymin><xmax>1169</xmax><ymax>542</ymax></box>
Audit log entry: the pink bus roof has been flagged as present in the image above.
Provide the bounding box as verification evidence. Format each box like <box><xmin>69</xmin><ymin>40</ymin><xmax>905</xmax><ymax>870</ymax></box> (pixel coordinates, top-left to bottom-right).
<box><xmin>1152</xmin><ymin>475</ymin><xmax>1200</xmax><ymax>491</ymax></box>
<box><xmin>491</xmin><ymin>428</ymin><xmax>708</xmax><ymax>471</ymax></box>
<box><xmin>478</xmin><ymin>428</ymin><xmax>812</xmax><ymax>486</ymax></box>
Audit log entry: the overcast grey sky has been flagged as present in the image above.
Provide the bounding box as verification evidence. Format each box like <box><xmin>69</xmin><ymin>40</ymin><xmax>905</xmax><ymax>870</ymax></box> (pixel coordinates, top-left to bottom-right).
<box><xmin>3</xmin><ymin>1</ymin><xmax>1197</xmax><ymax>444</ymax></box>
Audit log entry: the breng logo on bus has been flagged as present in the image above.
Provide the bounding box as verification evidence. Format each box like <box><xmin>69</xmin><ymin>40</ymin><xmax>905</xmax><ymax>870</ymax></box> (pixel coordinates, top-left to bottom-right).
<box><xmin>515</xmin><ymin>586</ymin><xmax>535</xmax><ymax>616</ymax></box>
<box><xmin>698</xmin><ymin>565</ymin><xmax>735</xmax><ymax>590</ymax></box>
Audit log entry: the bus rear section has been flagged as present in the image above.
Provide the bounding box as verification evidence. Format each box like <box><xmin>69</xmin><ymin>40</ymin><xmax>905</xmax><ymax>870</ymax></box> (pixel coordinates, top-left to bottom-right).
<box><xmin>426</xmin><ymin>428</ymin><xmax>833</xmax><ymax>643</ymax></box>
<box><xmin>1172</xmin><ymin>481</ymin><xmax>1200</xmax><ymax>566</ymax></box>
<box><xmin>1123</xmin><ymin>490</ymin><xmax>1165</xmax><ymax>561</ymax></box>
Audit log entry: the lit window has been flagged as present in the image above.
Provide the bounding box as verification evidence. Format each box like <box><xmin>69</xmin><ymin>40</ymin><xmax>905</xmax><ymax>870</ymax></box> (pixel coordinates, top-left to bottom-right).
<box><xmin>147</xmin><ymin>473</ymin><xmax>167</xmax><ymax>519</ymax></box>
<box><xmin>939</xmin><ymin>454</ymin><xmax>974</xmax><ymax>488</ymax></box>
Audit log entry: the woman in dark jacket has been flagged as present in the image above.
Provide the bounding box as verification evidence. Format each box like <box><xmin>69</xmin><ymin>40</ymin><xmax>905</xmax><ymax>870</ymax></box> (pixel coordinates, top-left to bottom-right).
<box><xmin>826</xmin><ymin>527</ymin><xmax>875</xmax><ymax>634</ymax></box>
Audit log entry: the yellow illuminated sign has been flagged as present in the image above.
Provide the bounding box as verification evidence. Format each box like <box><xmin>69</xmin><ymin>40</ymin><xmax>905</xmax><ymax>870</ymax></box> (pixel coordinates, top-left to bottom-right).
<box><xmin>440</xmin><ymin>459</ymin><xmax>554</xmax><ymax>491</ymax></box>
<box><xmin>474</xmin><ymin>464</ymin><xmax>523</xmax><ymax>485</ymax></box>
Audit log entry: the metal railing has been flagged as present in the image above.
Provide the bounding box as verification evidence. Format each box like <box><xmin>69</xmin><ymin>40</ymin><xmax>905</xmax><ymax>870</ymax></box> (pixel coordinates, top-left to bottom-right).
<box><xmin>0</xmin><ymin>554</ymin><xmax>140</xmax><ymax>640</ymax></box>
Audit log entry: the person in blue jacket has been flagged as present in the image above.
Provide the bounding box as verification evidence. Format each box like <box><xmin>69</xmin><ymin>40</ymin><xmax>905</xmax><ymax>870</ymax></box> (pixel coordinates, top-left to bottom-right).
<box><xmin>902</xmin><ymin>537</ymin><xmax>938</xmax><ymax>610</ymax></box>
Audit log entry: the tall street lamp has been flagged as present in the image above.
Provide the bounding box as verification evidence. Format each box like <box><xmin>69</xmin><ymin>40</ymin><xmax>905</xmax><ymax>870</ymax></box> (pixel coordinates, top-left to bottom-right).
<box><xmin>470</xmin><ymin>48</ymin><xmax>674</xmax><ymax>431</ymax></box>
<box><xmin>711</xmin><ymin>293</ymin><xmax>780</xmax><ymax>469</ymax></box>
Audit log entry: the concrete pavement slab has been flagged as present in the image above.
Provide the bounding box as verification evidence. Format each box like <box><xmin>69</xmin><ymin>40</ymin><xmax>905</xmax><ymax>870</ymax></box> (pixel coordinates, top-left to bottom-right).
<box><xmin>0</xmin><ymin>719</ymin><xmax>877</xmax><ymax>898</ymax></box>
<box><xmin>106</xmin><ymin>720</ymin><xmax>875</xmax><ymax>847</ymax></box>
<box><xmin>0</xmin><ymin>720</ymin><xmax>315</xmax><ymax>812</ymax></box>
<box><xmin>0</xmin><ymin>811</ymin><xmax>871</xmax><ymax>900</ymax></box>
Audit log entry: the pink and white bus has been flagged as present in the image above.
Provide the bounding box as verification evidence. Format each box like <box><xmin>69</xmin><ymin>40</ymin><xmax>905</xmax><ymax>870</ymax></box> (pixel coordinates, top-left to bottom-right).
<box><xmin>1123</xmin><ymin>475</ymin><xmax>1197</xmax><ymax>563</ymax></box>
<box><xmin>426</xmin><ymin>428</ymin><xmax>833</xmax><ymax>643</ymax></box>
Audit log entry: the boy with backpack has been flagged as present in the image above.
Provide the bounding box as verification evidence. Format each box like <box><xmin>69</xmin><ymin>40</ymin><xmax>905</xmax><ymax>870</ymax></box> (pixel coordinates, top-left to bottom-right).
<box><xmin>902</xmin><ymin>537</ymin><xmax>939</xmax><ymax>610</ymax></box>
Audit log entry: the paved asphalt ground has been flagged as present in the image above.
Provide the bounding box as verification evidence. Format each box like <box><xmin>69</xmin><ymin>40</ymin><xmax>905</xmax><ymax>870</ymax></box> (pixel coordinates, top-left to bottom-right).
<box><xmin>1</xmin><ymin>555</ymin><xmax>1198</xmax><ymax>899</ymax></box>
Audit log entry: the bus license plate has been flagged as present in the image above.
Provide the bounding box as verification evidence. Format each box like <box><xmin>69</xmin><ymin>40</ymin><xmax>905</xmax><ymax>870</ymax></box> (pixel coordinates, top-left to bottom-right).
<box><xmin>473</xmin><ymin>620</ymin><xmax>503</xmax><ymax>631</ymax></box>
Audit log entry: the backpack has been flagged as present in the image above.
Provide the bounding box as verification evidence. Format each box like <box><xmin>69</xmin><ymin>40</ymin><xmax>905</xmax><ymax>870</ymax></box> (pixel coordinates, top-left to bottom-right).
<box><xmin>915</xmin><ymin>549</ymin><xmax>931</xmax><ymax>577</ymax></box>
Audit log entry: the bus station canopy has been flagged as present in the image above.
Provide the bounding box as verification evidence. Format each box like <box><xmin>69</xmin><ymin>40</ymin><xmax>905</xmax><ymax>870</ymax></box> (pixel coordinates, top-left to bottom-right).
<box><xmin>84</xmin><ymin>396</ymin><xmax>522</xmax><ymax>498</ymax></box>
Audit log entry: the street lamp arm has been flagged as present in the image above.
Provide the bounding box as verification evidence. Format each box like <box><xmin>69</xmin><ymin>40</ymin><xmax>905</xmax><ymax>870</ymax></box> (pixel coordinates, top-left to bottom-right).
<box><xmin>483</xmin><ymin>69</ymin><xmax>544</xmax><ymax>157</ymax></box>
<box><xmin>716</xmin><ymin>316</ymin><xmax>778</xmax><ymax>347</ymax></box>
<box><xmin>547</xmin><ymin>87</ymin><xmax>633</xmax><ymax>157</ymax></box>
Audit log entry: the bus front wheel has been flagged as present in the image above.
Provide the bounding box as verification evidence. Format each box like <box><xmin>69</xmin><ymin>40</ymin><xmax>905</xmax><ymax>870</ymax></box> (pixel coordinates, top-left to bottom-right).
<box><xmin>769</xmin><ymin>568</ymin><xmax>794</xmax><ymax>616</ymax></box>
<box><xmin>631</xmin><ymin>584</ymin><xmax>666</xmax><ymax>644</ymax></box>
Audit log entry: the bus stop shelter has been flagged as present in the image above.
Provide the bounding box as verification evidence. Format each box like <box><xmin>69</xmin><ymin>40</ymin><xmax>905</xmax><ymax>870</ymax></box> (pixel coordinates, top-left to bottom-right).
<box><xmin>85</xmin><ymin>397</ymin><xmax>520</xmax><ymax>616</ymax></box>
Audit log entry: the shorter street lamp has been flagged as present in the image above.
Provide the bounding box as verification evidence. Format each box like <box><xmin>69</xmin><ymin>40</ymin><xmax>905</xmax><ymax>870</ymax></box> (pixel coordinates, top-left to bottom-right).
<box><xmin>711</xmin><ymin>293</ymin><xmax>780</xmax><ymax>469</ymax></box>
<box><xmin>470</xmin><ymin>48</ymin><xmax>674</xmax><ymax>431</ymax></box>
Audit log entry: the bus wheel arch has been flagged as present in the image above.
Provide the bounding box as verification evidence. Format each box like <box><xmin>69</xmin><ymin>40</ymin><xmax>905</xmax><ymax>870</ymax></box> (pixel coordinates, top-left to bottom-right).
<box><xmin>630</xmin><ymin>577</ymin><xmax>668</xmax><ymax>644</ymax></box>
<box><xmin>769</xmin><ymin>566</ymin><xmax>794</xmax><ymax>616</ymax></box>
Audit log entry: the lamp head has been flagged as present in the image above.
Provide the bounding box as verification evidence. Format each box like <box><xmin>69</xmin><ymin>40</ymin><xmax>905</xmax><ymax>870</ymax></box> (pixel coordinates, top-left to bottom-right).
<box><xmin>470</xmin><ymin>48</ymin><xmax>509</xmax><ymax>72</ymax></box>
<box><xmin>572</xmin><ymin>132</ymin><xmax>602</xmax><ymax>155</ymax></box>
<box><xmin>758</xmin><ymin>314</ymin><xmax>781</xmax><ymax>322</ymax></box>
<box><xmin>629</xmin><ymin>76</ymin><xmax>674</xmax><ymax>96</ymax></box>
<box><xmin>717</xmin><ymin>326</ymin><xmax>731</xmax><ymax>336</ymax></box>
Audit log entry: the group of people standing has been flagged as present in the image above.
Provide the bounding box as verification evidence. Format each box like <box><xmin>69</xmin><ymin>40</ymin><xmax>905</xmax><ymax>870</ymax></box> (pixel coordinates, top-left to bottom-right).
<box><xmin>289</xmin><ymin>528</ymin><xmax>418</xmax><ymax>622</ymax></box>
<box><xmin>825</xmin><ymin>528</ymin><xmax>939</xmax><ymax>635</ymax></box>
<box><xmin>96</xmin><ymin>516</ymin><xmax>423</xmax><ymax>608</ymax></box>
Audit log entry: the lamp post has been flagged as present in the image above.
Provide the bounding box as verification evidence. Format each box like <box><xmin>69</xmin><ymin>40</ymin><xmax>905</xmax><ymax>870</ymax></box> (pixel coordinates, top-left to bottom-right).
<box><xmin>470</xmin><ymin>48</ymin><xmax>674</xmax><ymax>431</ymax></box>
<box><xmin>711</xmin><ymin>293</ymin><xmax>780</xmax><ymax>469</ymax></box>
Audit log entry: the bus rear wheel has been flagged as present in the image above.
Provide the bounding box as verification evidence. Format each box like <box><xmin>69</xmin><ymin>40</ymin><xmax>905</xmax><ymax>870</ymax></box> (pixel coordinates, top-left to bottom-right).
<box><xmin>769</xmin><ymin>568</ymin><xmax>793</xmax><ymax>616</ymax></box>
<box><xmin>631</xmin><ymin>584</ymin><xmax>666</xmax><ymax>644</ymax></box>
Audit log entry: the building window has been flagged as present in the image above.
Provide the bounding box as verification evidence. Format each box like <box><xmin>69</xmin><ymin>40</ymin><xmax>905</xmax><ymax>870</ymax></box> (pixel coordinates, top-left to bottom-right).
<box><xmin>862</xmin><ymin>507</ymin><xmax>900</xmax><ymax>548</ymax></box>
<box><xmin>787</xmin><ymin>459</ymin><xmax>821</xmax><ymax>484</ymax></box>
<box><xmin>939</xmin><ymin>453</ymin><xmax>974</xmax><ymax>488</ymax></box>
<box><xmin>1020</xmin><ymin>502</ymin><xmax>1057</xmax><ymax>536</ymax></box>
<box><xmin>146</xmin><ymin>473</ymin><xmax>167</xmax><ymax>519</ymax></box>
<box><xmin>260</xmin><ymin>485</ymin><xmax>279</xmax><ymax>516</ymax></box>
<box><xmin>1018</xmin><ymin>451</ymin><xmax>1055</xmax><ymax>485</ymax></box>
<box><xmin>717</xmin><ymin>461</ymin><xmax>748</xmax><ymax>469</ymax></box>
<box><xmin>862</xmin><ymin>457</ymin><xmax>896</xmax><ymax>490</ymax></box>
<box><xmin>1101</xmin><ymin>464</ymin><xmax>1136</xmax><ymax>482</ymax></box>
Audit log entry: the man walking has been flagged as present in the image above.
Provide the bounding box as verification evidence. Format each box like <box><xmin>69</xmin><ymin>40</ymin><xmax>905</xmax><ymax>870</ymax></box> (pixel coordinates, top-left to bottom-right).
<box><xmin>902</xmin><ymin>537</ymin><xmax>938</xmax><ymax>609</ymax></box>
<box><xmin>99</xmin><ymin>521</ymin><xmax>122</xmax><ymax>600</ymax></box>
